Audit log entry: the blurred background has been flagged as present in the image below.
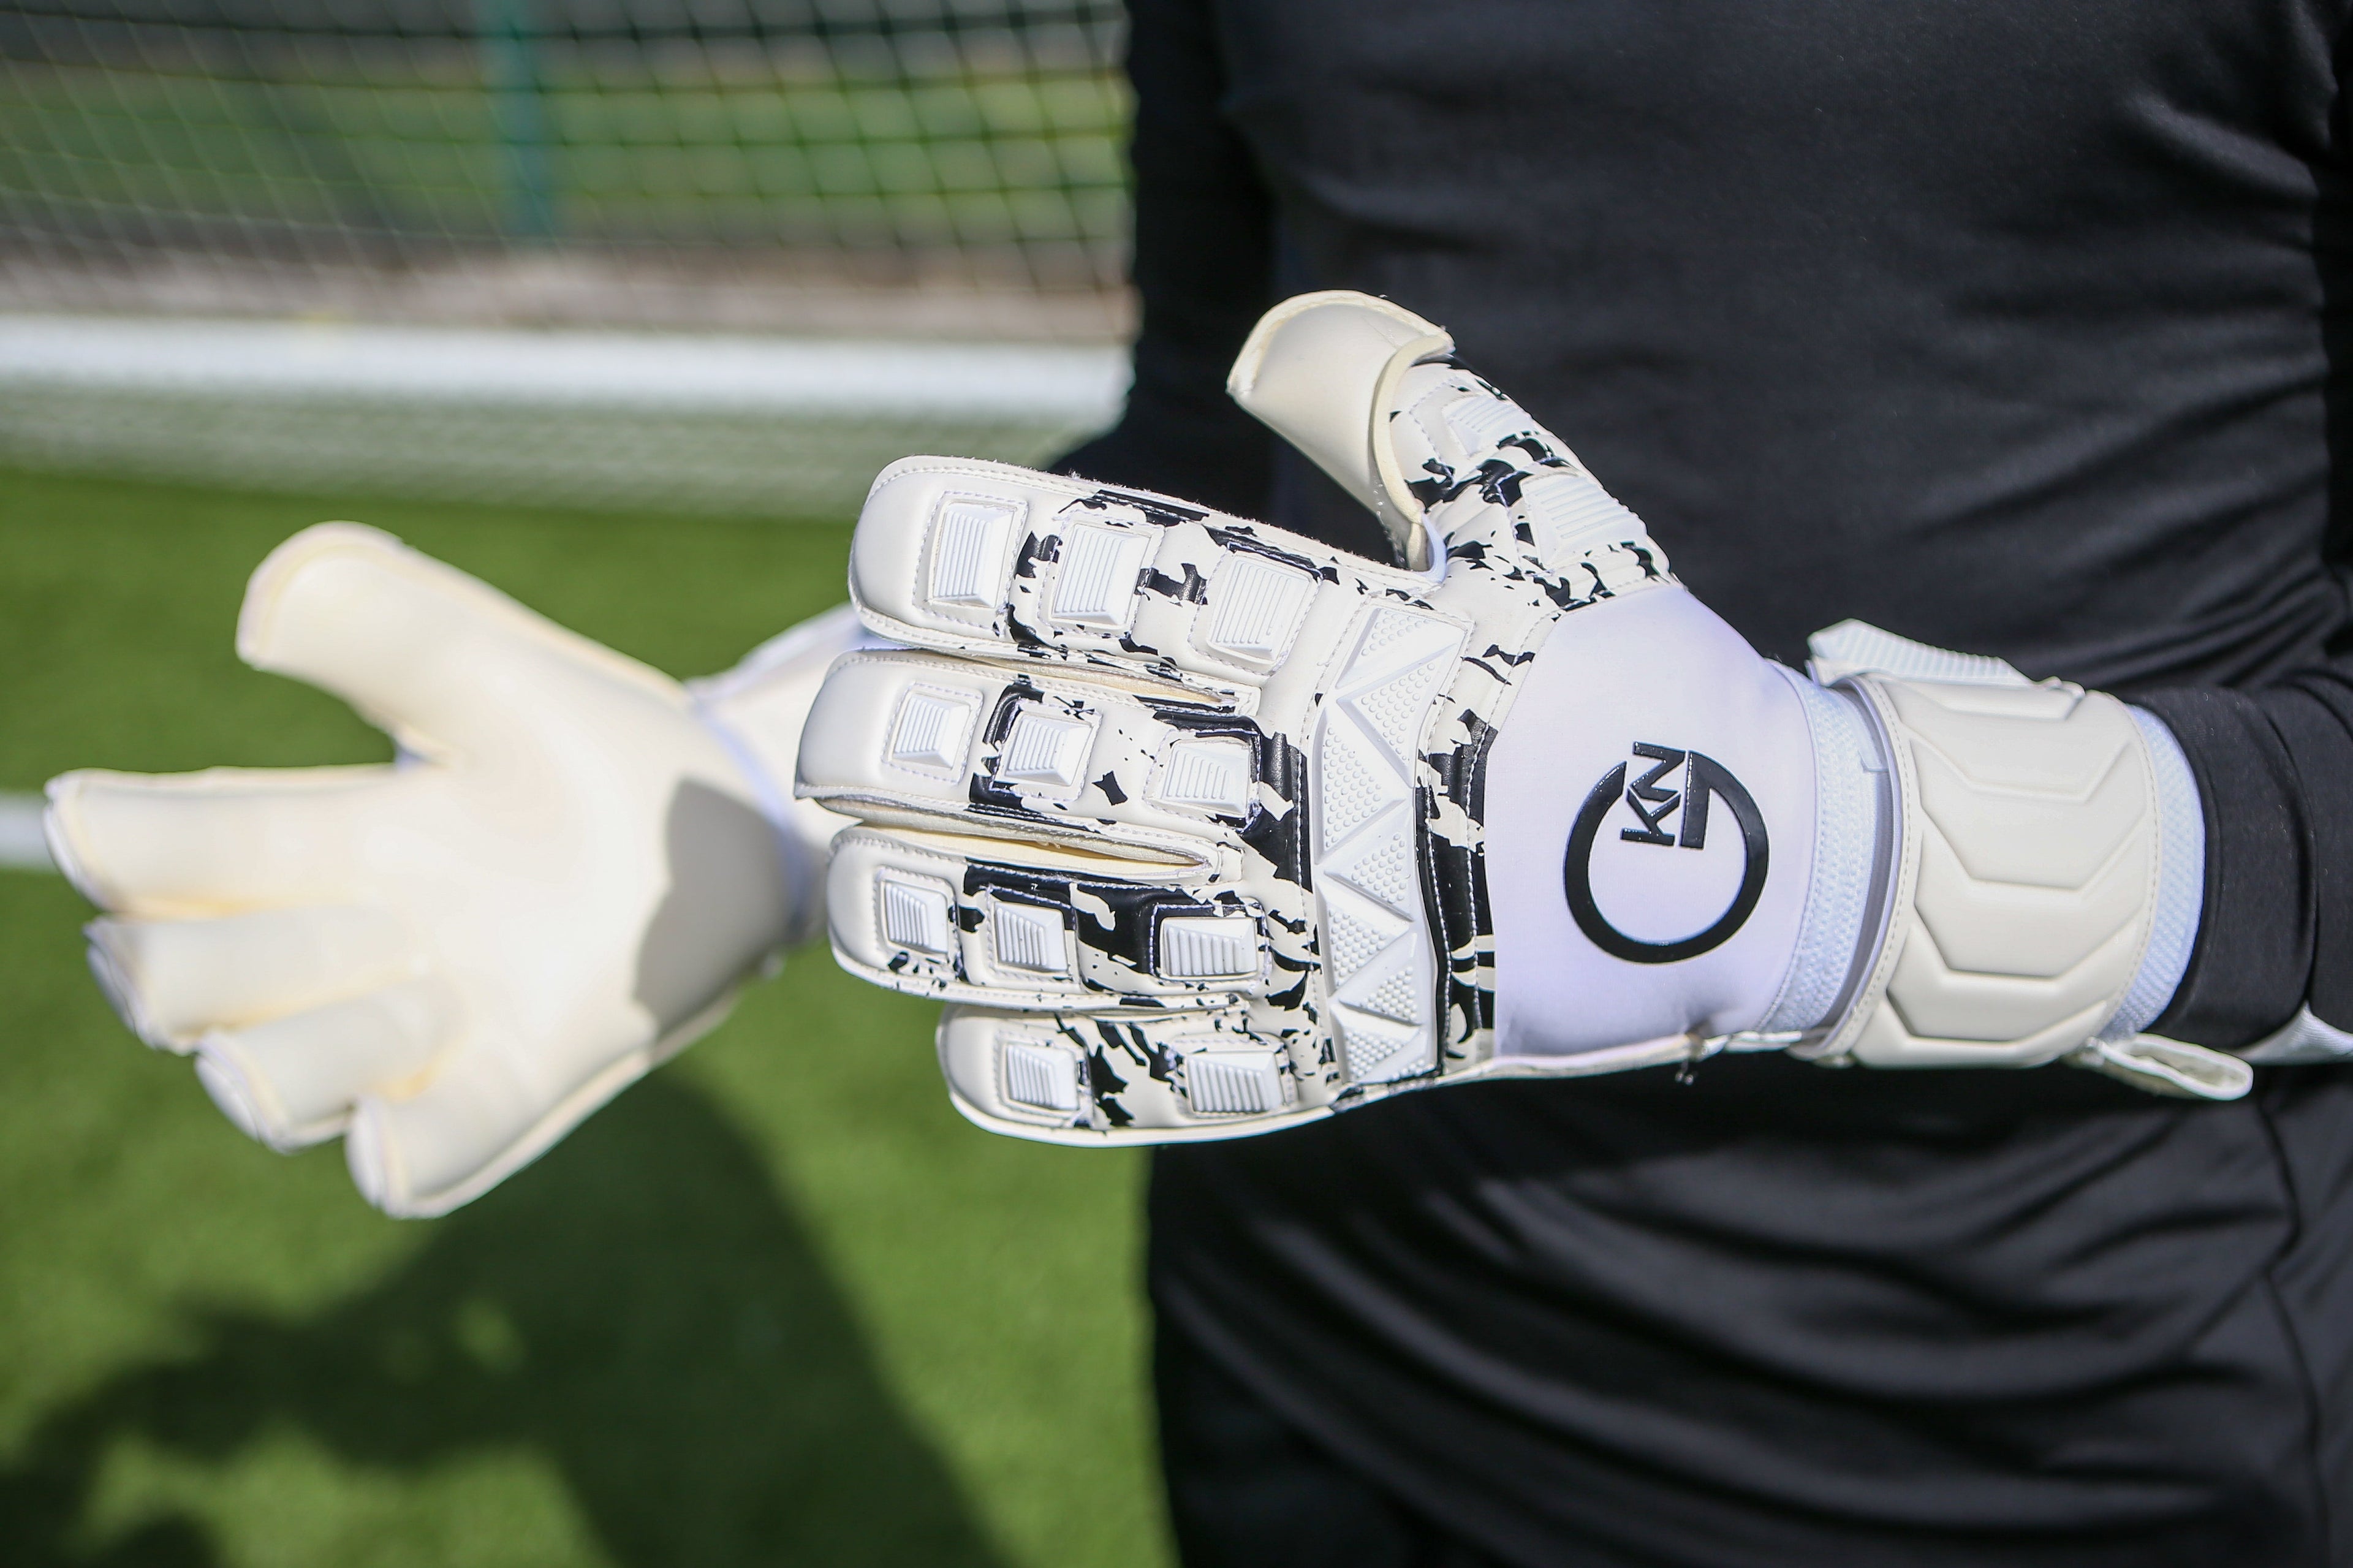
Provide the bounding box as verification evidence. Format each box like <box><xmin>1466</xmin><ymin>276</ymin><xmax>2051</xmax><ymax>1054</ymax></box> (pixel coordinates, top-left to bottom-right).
<box><xmin>0</xmin><ymin>0</ymin><xmax>1132</xmax><ymax>512</ymax></box>
<box><xmin>0</xmin><ymin>1</ymin><xmax>1163</xmax><ymax>1562</ymax></box>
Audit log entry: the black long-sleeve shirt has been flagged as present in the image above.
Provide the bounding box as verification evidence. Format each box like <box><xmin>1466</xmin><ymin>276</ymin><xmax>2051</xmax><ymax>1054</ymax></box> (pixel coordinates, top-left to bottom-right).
<box><xmin>1063</xmin><ymin>1</ymin><xmax>2353</xmax><ymax>1561</ymax></box>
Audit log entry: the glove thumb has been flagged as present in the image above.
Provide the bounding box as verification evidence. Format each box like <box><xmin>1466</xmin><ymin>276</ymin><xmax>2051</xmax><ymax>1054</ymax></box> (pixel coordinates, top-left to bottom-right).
<box><xmin>238</xmin><ymin>522</ymin><xmax>688</xmax><ymax>765</ymax></box>
<box><xmin>1227</xmin><ymin>290</ymin><xmax>1654</xmax><ymax>579</ymax></box>
<box><xmin>1226</xmin><ymin>291</ymin><xmax>1454</xmax><ymax>569</ymax></box>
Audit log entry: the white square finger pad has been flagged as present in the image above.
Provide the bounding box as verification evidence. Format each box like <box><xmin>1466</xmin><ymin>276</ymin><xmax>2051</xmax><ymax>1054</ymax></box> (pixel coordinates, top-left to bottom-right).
<box><xmin>1053</xmin><ymin>525</ymin><xmax>1151</xmax><ymax>629</ymax></box>
<box><xmin>1001</xmin><ymin>1039</ymin><xmax>1081</xmax><ymax>1113</ymax></box>
<box><xmin>1183</xmin><ymin>1051</ymin><xmax>1281</xmax><ymax>1115</ymax></box>
<box><xmin>1442</xmin><ymin>391</ymin><xmax>1533</xmax><ymax>453</ymax></box>
<box><xmin>997</xmin><ymin>706</ymin><xmax>1094</xmax><ymax>792</ymax></box>
<box><xmin>1203</xmin><ymin>555</ymin><xmax>1313</xmax><ymax>663</ymax></box>
<box><xmin>1159</xmin><ymin>737</ymin><xmax>1254</xmax><ymax>813</ymax></box>
<box><xmin>878</xmin><ymin>875</ymin><xmax>954</xmax><ymax>955</ymax></box>
<box><xmin>991</xmin><ymin>900</ymin><xmax>1069</xmax><ymax>974</ymax></box>
<box><xmin>1158</xmin><ymin>914</ymin><xmax>1259</xmax><ymax>980</ymax></box>
<box><xmin>929</xmin><ymin>495</ymin><xmax>1021</xmax><ymax>608</ymax></box>
<box><xmin>1517</xmin><ymin>470</ymin><xmax>1639</xmax><ymax>547</ymax></box>
<box><xmin>889</xmin><ymin>687</ymin><xmax>978</xmax><ymax>776</ymax></box>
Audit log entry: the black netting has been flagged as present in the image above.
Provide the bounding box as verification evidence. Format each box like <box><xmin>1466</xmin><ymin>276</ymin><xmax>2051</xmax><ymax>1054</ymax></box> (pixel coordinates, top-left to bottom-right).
<box><xmin>0</xmin><ymin>0</ymin><xmax>1131</xmax><ymax>319</ymax></box>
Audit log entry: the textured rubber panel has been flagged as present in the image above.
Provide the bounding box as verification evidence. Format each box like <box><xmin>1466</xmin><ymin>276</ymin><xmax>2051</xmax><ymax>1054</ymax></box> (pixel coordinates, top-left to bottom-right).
<box><xmin>1313</xmin><ymin>608</ymin><xmax>1464</xmax><ymax>1084</ymax></box>
<box><xmin>1823</xmin><ymin>675</ymin><xmax>2158</xmax><ymax>1069</ymax></box>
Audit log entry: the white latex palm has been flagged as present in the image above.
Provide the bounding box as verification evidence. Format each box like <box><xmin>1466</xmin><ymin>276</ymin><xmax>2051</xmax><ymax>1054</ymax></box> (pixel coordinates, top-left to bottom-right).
<box><xmin>47</xmin><ymin>523</ymin><xmax>820</xmax><ymax>1215</ymax></box>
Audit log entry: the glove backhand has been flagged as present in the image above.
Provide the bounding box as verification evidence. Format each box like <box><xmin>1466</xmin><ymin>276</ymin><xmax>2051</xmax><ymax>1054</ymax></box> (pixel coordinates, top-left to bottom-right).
<box><xmin>801</xmin><ymin>291</ymin><xmax>2246</xmax><ymax>1142</ymax></box>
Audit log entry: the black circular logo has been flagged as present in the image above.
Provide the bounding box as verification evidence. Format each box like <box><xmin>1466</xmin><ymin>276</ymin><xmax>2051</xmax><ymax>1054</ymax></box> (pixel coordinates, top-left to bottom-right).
<box><xmin>1564</xmin><ymin>746</ymin><xmax>1768</xmax><ymax>964</ymax></box>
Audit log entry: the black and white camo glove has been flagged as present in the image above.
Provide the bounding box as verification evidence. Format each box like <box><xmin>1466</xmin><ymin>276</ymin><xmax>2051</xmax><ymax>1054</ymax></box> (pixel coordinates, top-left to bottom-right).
<box><xmin>796</xmin><ymin>292</ymin><xmax>2243</xmax><ymax>1143</ymax></box>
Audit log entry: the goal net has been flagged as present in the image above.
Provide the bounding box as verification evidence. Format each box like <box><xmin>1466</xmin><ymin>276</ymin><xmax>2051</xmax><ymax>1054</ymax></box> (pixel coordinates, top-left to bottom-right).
<box><xmin>0</xmin><ymin>0</ymin><xmax>1134</xmax><ymax>515</ymax></box>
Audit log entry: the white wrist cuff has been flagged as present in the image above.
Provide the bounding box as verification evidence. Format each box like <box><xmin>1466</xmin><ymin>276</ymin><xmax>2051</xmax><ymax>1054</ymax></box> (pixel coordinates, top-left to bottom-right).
<box><xmin>1796</xmin><ymin>624</ymin><xmax>2246</xmax><ymax>1100</ymax></box>
<box><xmin>689</xmin><ymin>604</ymin><xmax>881</xmax><ymax>948</ymax></box>
<box><xmin>1755</xmin><ymin>671</ymin><xmax>1890</xmax><ymax>1037</ymax></box>
<box><xmin>2099</xmin><ymin>708</ymin><xmax>2202</xmax><ymax>1041</ymax></box>
<box><xmin>1721</xmin><ymin>673</ymin><xmax>2210</xmax><ymax>1060</ymax></box>
<box><xmin>1816</xmin><ymin>670</ymin><xmax>2160</xmax><ymax>1070</ymax></box>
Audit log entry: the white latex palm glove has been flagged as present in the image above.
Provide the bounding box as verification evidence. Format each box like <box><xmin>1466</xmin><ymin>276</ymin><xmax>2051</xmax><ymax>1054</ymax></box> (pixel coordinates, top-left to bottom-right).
<box><xmin>798</xmin><ymin>291</ymin><xmax>2246</xmax><ymax>1144</ymax></box>
<box><xmin>46</xmin><ymin>524</ymin><xmax>854</xmax><ymax>1214</ymax></box>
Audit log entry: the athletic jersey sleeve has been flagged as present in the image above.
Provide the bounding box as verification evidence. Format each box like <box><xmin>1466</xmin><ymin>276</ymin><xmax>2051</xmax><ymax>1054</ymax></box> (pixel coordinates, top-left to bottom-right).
<box><xmin>1051</xmin><ymin>0</ymin><xmax>1278</xmax><ymax>518</ymax></box>
<box><xmin>2136</xmin><ymin>678</ymin><xmax>2345</xmax><ymax>1050</ymax></box>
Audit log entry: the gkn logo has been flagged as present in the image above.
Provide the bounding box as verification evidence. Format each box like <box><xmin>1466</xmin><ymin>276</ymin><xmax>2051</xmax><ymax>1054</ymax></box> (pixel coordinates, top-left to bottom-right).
<box><xmin>1564</xmin><ymin>743</ymin><xmax>1770</xmax><ymax>964</ymax></box>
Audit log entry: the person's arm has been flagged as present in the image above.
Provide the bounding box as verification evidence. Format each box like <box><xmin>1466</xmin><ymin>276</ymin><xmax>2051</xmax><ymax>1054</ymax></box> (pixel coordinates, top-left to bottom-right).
<box><xmin>1055</xmin><ymin>0</ymin><xmax>1278</xmax><ymax>519</ymax></box>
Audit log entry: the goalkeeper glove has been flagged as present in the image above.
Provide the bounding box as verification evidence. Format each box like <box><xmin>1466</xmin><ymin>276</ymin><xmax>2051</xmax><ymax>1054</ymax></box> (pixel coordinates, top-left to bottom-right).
<box><xmin>797</xmin><ymin>290</ymin><xmax>2245</xmax><ymax>1143</ymax></box>
<box><xmin>47</xmin><ymin>524</ymin><xmax>857</xmax><ymax>1214</ymax></box>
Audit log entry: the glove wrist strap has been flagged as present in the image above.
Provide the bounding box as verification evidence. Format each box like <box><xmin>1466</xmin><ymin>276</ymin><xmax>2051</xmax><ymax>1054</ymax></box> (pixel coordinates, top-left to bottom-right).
<box><xmin>1812</xmin><ymin>666</ymin><xmax>2177</xmax><ymax>1074</ymax></box>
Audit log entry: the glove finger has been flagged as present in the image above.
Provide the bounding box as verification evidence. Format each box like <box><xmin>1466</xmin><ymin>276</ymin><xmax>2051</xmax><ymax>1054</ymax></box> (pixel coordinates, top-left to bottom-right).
<box><xmin>46</xmin><ymin>765</ymin><xmax>400</xmax><ymax>915</ymax></box>
<box><xmin>85</xmin><ymin>903</ymin><xmax>420</xmax><ymax>1050</ymax></box>
<box><xmin>192</xmin><ymin>975</ymin><xmax>458</xmax><ymax>1150</ymax></box>
<box><xmin>851</xmin><ymin>457</ymin><xmax>1415</xmax><ymax>697</ymax></box>
<box><xmin>798</xmin><ymin>648</ymin><xmax>1288</xmax><ymax>864</ymax></box>
<box><xmin>938</xmin><ymin>1004</ymin><xmax>1307</xmax><ymax>1139</ymax></box>
<box><xmin>1389</xmin><ymin>362</ymin><xmax>1658</xmax><ymax>572</ymax></box>
<box><xmin>346</xmin><ymin>1031</ymin><xmax>651</xmax><ymax>1219</ymax></box>
<box><xmin>1224</xmin><ymin>290</ymin><xmax>1657</xmax><ymax>575</ymax></box>
<box><xmin>1224</xmin><ymin>290</ymin><xmax>1451</xmax><ymax>565</ymax></box>
<box><xmin>1393</xmin><ymin>367</ymin><xmax>1656</xmax><ymax>562</ymax></box>
<box><xmin>828</xmin><ymin>827</ymin><xmax>1272</xmax><ymax>1009</ymax></box>
<box><xmin>238</xmin><ymin>522</ymin><xmax>688</xmax><ymax>765</ymax></box>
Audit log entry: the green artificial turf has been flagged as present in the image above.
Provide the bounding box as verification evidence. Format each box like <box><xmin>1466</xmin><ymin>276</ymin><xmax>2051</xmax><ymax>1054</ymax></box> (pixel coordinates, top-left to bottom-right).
<box><xmin>0</xmin><ymin>466</ymin><xmax>1169</xmax><ymax>1567</ymax></box>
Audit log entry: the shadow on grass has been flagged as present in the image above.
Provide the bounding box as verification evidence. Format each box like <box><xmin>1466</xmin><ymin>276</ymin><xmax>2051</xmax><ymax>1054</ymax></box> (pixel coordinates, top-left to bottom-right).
<box><xmin>0</xmin><ymin>1074</ymin><xmax>1006</xmax><ymax>1568</ymax></box>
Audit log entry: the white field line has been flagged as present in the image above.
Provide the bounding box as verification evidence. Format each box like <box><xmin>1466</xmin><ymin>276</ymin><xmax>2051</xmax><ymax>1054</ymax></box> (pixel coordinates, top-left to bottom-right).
<box><xmin>0</xmin><ymin>316</ymin><xmax>1131</xmax><ymax>424</ymax></box>
<box><xmin>0</xmin><ymin>793</ymin><xmax>53</xmax><ymax>872</ymax></box>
